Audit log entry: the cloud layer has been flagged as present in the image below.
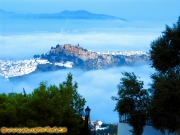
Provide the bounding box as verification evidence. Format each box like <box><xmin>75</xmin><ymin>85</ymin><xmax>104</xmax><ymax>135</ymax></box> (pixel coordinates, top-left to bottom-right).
<box><xmin>0</xmin><ymin>29</ymin><xmax>160</xmax><ymax>60</ymax></box>
<box><xmin>0</xmin><ymin>65</ymin><xmax>155</xmax><ymax>123</ymax></box>
<box><xmin>0</xmin><ymin>18</ymin><xmax>159</xmax><ymax>123</ymax></box>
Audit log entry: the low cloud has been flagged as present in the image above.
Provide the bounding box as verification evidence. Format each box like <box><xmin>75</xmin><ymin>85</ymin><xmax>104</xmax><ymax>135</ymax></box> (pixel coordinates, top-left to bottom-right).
<box><xmin>0</xmin><ymin>28</ymin><xmax>159</xmax><ymax>60</ymax></box>
<box><xmin>0</xmin><ymin>65</ymin><xmax>155</xmax><ymax>123</ymax></box>
<box><xmin>0</xmin><ymin>19</ymin><xmax>159</xmax><ymax>123</ymax></box>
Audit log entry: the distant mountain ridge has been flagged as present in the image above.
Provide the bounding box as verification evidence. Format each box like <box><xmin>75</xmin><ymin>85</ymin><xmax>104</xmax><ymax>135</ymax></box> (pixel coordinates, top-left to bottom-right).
<box><xmin>0</xmin><ymin>9</ymin><xmax>127</xmax><ymax>20</ymax></box>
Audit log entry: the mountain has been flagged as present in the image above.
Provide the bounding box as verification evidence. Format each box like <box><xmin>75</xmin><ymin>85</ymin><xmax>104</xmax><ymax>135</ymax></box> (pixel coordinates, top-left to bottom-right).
<box><xmin>0</xmin><ymin>44</ymin><xmax>149</xmax><ymax>79</ymax></box>
<box><xmin>37</xmin><ymin>44</ymin><xmax>149</xmax><ymax>70</ymax></box>
<box><xmin>0</xmin><ymin>9</ymin><xmax>126</xmax><ymax>20</ymax></box>
<box><xmin>0</xmin><ymin>9</ymin><xmax>21</xmax><ymax>18</ymax></box>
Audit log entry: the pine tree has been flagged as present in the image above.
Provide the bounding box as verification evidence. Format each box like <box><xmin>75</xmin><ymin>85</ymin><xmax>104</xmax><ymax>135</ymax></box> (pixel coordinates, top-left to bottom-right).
<box><xmin>149</xmin><ymin>17</ymin><xmax>180</xmax><ymax>134</ymax></box>
<box><xmin>112</xmin><ymin>72</ymin><xmax>150</xmax><ymax>135</ymax></box>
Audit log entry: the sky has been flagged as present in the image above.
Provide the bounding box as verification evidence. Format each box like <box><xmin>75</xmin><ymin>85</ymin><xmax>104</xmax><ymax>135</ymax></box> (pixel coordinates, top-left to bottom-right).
<box><xmin>0</xmin><ymin>0</ymin><xmax>179</xmax><ymax>22</ymax></box>
<box><xmin>0</xmin><ymin>0</ymin><xmax>179</xmax><ymax>124</ymax></box>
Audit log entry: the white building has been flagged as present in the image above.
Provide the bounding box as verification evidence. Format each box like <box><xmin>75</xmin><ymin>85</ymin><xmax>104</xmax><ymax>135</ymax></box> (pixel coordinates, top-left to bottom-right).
<box><xmin>91</xmin><ymin>120</ymin><xmax>108</xmax><ymax>131</ymax></box>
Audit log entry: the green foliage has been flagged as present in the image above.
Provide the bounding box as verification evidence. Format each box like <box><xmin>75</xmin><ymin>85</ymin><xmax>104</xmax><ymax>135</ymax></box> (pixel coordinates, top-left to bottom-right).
<box><xmin>58</xmin><ymin>73</ymin><xmax>86</xmax><ymax>135</ymax></box>
<box><xmin>149</xmin><ymin>17</ymin><xmax>180</xmax><ymax>134</ymax></box>
<box><xmin>149</xmin><ymin>70</ymin><xmax>180</xmax><ymax>133</ymax></box>
<box><xmin>0</xmin><ymin>73</ymin><xmax>86</xmax><ymax>135</ymax></box>
<box><xmin>149</xmin><ymin>17</ymin><xmax>180</xmax><ymax>73</ymax></box>
<box><xmin>112</xmin><ymin>72</ymin><xmax>150</xmax><ymax>135</ymax></box>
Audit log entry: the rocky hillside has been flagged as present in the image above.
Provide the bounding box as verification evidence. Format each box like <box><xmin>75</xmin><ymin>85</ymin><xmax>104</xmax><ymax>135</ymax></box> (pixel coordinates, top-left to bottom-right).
<box><xmin>0</xmin><ymin>44</ymin><xmax>150</xmax><ymax>79</ymax></box>
<box><xmin>35</xmin><ymin>44</ymin><xmax>150</xmax><ymax>70</ymax></box>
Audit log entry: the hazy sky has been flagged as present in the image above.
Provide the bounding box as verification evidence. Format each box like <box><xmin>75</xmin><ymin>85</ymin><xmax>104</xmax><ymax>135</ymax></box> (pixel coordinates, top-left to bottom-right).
<box><xmin>0</xmin><ymin>0</ymin><xmax>179</xmax><ymax>22</ymax></box>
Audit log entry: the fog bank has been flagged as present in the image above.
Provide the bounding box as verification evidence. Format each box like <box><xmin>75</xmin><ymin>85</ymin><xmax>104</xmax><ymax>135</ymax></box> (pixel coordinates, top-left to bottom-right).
<box><xmin>0</xmin><ymin>65</ymin><xmax>154</xmax><ymax>123</ymax></box>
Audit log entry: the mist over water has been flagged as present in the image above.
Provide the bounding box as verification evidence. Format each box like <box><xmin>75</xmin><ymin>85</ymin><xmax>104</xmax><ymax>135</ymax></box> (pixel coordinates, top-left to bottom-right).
<box><xmin>0</xmin><ymin>17</ymin><xmax>159</xmax><ymax>123</ymax></box>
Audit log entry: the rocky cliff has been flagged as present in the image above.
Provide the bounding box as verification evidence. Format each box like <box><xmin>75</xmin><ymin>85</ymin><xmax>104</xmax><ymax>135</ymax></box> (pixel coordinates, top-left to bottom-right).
<box><xmin>36</xmin><ymin>44</ymin><xmax>150</xmax><ymax>70</ymax></box>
